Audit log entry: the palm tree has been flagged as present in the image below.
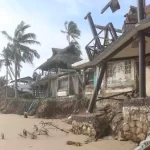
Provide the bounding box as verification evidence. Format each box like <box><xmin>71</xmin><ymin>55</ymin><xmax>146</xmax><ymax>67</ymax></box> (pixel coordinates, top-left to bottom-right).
<box><xmin>1</xmin><ymin>21</ymin><xmax>40</xmax><ymax>99</ymax></box>
<box><xmin>61</xmin><ymin>21</ymin><xmax>81</xmax><ymax>45</ymax></box>
<box><xmin>0</xmin><ymin>46</ymin><xmax>14</xmax><ymax>98</ymax></box>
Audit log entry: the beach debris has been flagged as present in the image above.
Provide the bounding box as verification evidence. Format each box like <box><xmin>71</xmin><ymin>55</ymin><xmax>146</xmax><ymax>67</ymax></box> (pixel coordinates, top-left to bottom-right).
<box><xmin>24</xmin><ymin>112</ymin><xmax>28</xmax><ymax>118</ymax></box>
<box><xmin>34</xmin><ymin>125</ymin><xmax>38</xmax><ymax>132</ymax></box>
<box><xmin>66</xmin><ymin>141</ymin><xmax>82</xmax><ymax>146</ymax></box>
<box><xmin>40</xmin><ymin>121</ymin><xmax>69</xmax><ymax>134</ymax></box>
<box><xmin>1</xmin><ymin>133</ymin><xmax>4</xmax><ymax>139</ymax></box>
<box><xmin>23</xmin><ymin>129</ymin><xmax>27</xmax><ymax>136</ymax></box>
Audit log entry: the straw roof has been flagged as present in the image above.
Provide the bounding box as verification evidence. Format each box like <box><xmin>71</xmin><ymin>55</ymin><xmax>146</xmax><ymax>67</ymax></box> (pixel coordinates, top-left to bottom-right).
<box><xmin>37</xmin><ymin>44</ymin><xmax>81</xmax><ymax>71</ymax></box>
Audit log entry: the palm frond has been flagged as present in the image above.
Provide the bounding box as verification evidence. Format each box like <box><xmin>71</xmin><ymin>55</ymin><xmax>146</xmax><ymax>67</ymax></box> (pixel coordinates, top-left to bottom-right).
<box><xmin>21</xmin><ymin>40</ymin><xmax>40</xmax><ymax>45</ymax></box>
<box><xmin>20</xmin><ymin>33</ymin><xmax>37</xmax><ymax>41</ymax></box>
<box><xmin>61</xmin><ymin>30</ymin><xmax>68</xmax><ymax>34</ymax></box>
<box><xmin>1</xmin><ymin>31</ymin><xmax>13</xmax><ymax>41</ymax></box>
<box><xmin>19</xmin><ymin>44</ymin><xmax>40</xmax><ymax>59</ymax></box>
<box><xmin>68</xmin><ymin>21</ymin><xmax>81</xmax><ymax>36</ymax></box>
<box><xmin>0</xmin><ymin>59</ymin><xmax>5</xmax><ymax>70</ymax></box>
<box><xmin>14</xmin><ymin>21</ymin><xmax>30</xmax><ymax>37</ymax></box>
<box><xmin>64</xmin><ymin>21</ymin><xmax>68</xmax><ymax>31</ymax></box>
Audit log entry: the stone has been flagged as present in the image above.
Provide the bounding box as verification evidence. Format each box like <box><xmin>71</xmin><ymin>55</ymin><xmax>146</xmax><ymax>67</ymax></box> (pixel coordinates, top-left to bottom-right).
<box><xmin>124</xmin><ymin>131</ymin><xmax>131</xmax><ymax>140</ymax></box>
<box><xmin>123</xmin><ymin>123</ymin><xmax>129</xmax><ymax>132</ymax></box>
<box><xmin>137</xmin><ymin>133</ymin><xmax>146</xmax><ymax>141</ymax></box>
<box><xmin>143</xmin><ymin>124</ymin><xmax>148</xmax><ymax>133</ymax></box>
<box><xmin>130</xmin><ymin>127</ymin><xmax>136</xmax><ymax>134</ymax></box>
<box><xmin>129</xmin><ymin>120</ymin><xmax>135</xmax><ymax>128</ymax></box>
<box><xmin>147</xmin><ymin>113</ymin><xmax>150</xmax><ymax>122</ymax></box>
<box><xmin>132</xmin><ymin>134</ymin><xmax>138</xmax><ymax>142</ymax></box>
<box><xmin>136</xmin><ymin>121</ymin><xmax>143</xmax><ymax>129</ymax></box>
<box><xmin>82</xmin><ymin>125</ymin><xmax>87</xmax><ymax>131</ymax></box>
<box><xmin>87</xmin><ymin>127</ymin><xmax>91</xmax><ymax>135</ymax></box>
<box><xmin>140</xmin><ymin>114</ymin><xmax>147</xmax><ymax>122</ymax></box>
<box><xmin>136</xmin><ymin>127</ymin><xmax>142</xmax><ymax>135</ymax></box>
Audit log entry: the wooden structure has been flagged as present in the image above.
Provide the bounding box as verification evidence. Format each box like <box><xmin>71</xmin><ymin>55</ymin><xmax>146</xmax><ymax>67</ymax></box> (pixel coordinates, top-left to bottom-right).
<box><xmin>81</xmin><ymin>3</ymin><xmax>150</xmax><ymax>112</ymax></box>
<box><xmin>32</xmin><ymin>44</ymin><xmax>82</xmax><ymax>98</ymax></box>
<box><xmin>31</xmin><ymin>73</ymin><xmax>83</xmax><ymax>98</ymax></box>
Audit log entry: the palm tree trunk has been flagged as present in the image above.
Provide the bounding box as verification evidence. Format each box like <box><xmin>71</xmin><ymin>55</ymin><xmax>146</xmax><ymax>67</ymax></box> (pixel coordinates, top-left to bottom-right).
<box><xmin>5</xmin><ymin>65</ymin><xmax>8</xmax><ymax>99</ymax></box>
<box><xmin>15</xmin><ymin>56</ymin><xmax>18</xmax><ymax>99</ymax></box>
<box><xmin>68</xmin><ymin>35</ymin><xmax>71</xmax><ymax>45</ymax></box>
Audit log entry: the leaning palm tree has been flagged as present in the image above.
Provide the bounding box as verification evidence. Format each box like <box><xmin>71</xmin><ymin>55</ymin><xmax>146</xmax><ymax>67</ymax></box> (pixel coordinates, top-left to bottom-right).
<box><xmin>0</xmin><ymin>46</ymin><xmax>14</xmax><ymax>98</ymax></box>
<box><xmin>1</xmin><ymin>21</ymin><xmax>40</xmax><ymax>99</ymax></box>
<box><xmin>61</xmin><ymin>21</ymin><xmax>81</xmax><ymax>45</ymax></box>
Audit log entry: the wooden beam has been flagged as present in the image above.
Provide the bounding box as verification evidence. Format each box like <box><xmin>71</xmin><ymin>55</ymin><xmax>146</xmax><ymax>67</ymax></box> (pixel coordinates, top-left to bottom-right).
<box><xmin>88</xmin><ymin>62</ymin><xmax>107</xmax><ymax>113</ymax></box>
<box><xmin>95</xmin><ymin>24</ymin><xmax>122</xmax><ymax>33</ymax></box>
<box><xmin>96</xmin><ymin>90</ymin><xmax>134</xmax><ymax>101</ymax></box>
<box><xmin>109</xmin><ymin>53</ymin><xmax>150</xmax><ymax>62</ymax></box>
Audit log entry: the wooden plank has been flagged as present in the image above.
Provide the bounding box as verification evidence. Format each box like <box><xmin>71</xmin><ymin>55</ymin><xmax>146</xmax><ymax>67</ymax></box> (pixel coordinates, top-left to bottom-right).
<box><xmin>95</xmin><ymin>24</ymin><xmax>122</xmax><ymax>33</ymax></box>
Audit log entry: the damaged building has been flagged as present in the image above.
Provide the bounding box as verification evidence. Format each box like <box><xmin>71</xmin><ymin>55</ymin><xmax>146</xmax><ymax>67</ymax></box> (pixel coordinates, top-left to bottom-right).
<box><xmin>32</xmin><ymin>44</ymin><xmax>83</xmax><ymax>98</ymax></box>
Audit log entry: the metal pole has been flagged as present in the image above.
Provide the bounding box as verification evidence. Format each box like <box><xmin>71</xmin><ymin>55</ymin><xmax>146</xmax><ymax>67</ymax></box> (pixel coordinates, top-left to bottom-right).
<box><xmin>84</xmin><ymin>12</ymin><xmax>102</xmax><ymax>50</ymax></box>
<box><xmin>137</xmin><ymin>0</ymin><xmax>146</xmax><ymax>97</ymax></box>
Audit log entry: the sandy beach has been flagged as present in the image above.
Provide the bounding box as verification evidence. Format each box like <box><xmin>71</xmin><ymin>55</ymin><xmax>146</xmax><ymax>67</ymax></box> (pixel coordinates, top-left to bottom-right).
<box><xmin>0</xmin><ymin>114</ymin><xmax>136</xmax><ymax>150</ymax></box>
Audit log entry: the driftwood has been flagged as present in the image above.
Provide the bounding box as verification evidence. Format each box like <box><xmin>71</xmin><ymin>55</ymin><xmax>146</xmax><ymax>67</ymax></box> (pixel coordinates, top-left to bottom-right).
<box><xmin>1</xmin><ymin>133</ymin><xmax>4</xmax><ymax>139</ymax></box>
<box><xmin>66</xmin><ymin>141</ymin><xmax>82</xmax><ymax>146</ymax></box>
<box><xmin>40</xmin><ymin>121</ymin><xmax>69</xmax><ymax>134</ymax></box>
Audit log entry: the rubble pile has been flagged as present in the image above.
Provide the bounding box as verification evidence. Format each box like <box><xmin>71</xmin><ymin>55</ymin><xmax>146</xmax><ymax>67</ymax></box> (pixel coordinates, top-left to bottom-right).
<box><xmin>70</xmin><ymin>120</ymin><xmax>96</xmax><ymax>136</ymax></box>
<box><xmin>69</xmin><ymin>104</ymin><xmax>123</xmax><ymax>140</ymax></box>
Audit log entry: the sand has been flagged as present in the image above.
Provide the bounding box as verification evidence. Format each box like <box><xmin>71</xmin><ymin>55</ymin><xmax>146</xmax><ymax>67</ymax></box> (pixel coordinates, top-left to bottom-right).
<box><xmin>0</xmin><ymin>114</ymin><xmax>136</xmax><ymax>150</ymax></box>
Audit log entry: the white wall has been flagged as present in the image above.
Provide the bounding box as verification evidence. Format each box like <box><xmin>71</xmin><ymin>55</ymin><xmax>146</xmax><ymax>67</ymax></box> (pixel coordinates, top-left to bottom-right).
<box><xmin>146</xmin><ymin>66</ymin><xmax>150</xmax><ymax>96</ymax></box>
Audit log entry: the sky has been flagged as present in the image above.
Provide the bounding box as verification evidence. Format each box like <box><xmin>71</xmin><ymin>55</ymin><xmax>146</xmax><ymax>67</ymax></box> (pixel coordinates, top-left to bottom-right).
<box><xmin>0</xmin><ymin>0</ymin><xmax>150</xmax><ymax>79</ymax></box>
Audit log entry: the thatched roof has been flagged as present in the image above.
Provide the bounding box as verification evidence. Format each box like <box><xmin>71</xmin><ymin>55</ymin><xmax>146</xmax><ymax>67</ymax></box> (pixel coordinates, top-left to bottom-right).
<box><xmin>36</xmin><ymin>44</ymin><xmax>81</xmax><ymax>71</ymax></box>
<box><xmin>10</xmin><ymin>76</ymin><xmax>33</xmax><ymax>83</ymax></box>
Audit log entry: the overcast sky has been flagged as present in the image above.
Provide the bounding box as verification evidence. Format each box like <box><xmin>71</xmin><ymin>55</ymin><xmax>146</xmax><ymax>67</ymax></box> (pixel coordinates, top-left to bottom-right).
<box><xmin>0</xmin><ymin>0</ymin><xmax>150</xmax><ymax>78</ymax></box>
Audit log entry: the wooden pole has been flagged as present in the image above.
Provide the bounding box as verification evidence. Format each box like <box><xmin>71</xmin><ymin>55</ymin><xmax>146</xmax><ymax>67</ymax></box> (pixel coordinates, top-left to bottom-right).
<box><xmin>68</xmin><ymin>73</ymin><xmax>71</xmax><ymax>95</ymax></box>
<box><xmin>137</xmin><ymin>0</ymin><xmax>146</xmax><ymax>97</ymax></box>
<box><xmin>88</xmin><ymin>63</ymin><xmax>106</xmax><ymax>113</ymax></box>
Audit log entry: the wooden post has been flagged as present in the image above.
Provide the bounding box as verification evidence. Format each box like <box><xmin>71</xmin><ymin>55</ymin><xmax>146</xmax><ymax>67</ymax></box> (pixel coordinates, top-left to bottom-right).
<box><xmin>83</xmin><ymin>68</ymin><xmax>86</xmax><ymax>87</ymax></box>
<box><xmin>68</xmin><ymin>73</ymin><xmax>71</xmax><ymax>95</ymax></box>
<box><xmin>137</xmin><ymin>0</ymin><xmax>146</xmax><ymax>97</ymax></box>
<box><xmin>88</xmin><ymin>63</ymin><xmax>107</xmax><ymax>113</ymax></box>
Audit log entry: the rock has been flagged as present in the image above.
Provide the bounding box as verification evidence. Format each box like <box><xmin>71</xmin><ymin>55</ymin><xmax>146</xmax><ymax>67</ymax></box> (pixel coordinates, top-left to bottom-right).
<box><xmin>87</xmin><ymin>127</ymin><xmax>91</xmax><ymax>135</ymax></box>
<box><xmin>143</xmin><ymin>124</ymin><xmax>148</xmax><ymax>133</ymax></box>
<box><xmin>24</xmin><ymin>112</ymin><xmax>28</xmax><ymax>118</ymax></box>
<box><xmin>140</xmin><ymin>114</ymin><xmax>147</xmax><ymax>122</ymax></box>
<box><xmin>72</xmin><ymin>120</ymin><xmax>77</xmax><ymax>126</ymax></box>
<box><xmin>137</xmin><ymin>133</ymin><xmax>146</xmax><ymax>141</ymax></box>
<box><xmin>130</xmin><ymin>127</ymin><xmax>136</xmax><ymax>134</ymax></box>
<box><xmin>123</xmin><ymin>123</ymin><xmax>129</xmax><ymax>132</ymax></box>
<box><xmin>132</xmin><ymin>134</ymin><xmax>138</xmax><ymax>142</ymax></box>
<box><xmin>124</xmin><ymin>131</ymin><xmax>131</xmax><ymax>140</ymax></box>
<box><xmin>129</xmin><ymin>120</ymin><xmax>135</xmax><ymax>128</ymax></box>
<box><xmin>147</xmin><ymin>113</ymin><xmax>150</xmax><ymax>122</ymax></box>
<box><xmin>136</xmin><ymin>121</ymin><xmax>143</xmax><ymax>129</ymax></box>
<box><xmin>1</xmin><ymin>133</ymin><xmax>4</xmax><ymax>139</ymax></box>
<box><xmin>136</xmin><ymin>127</ymin><xmax>142</xmax><ymax>135</ymax></box>
<box><xmin>82</xmin><ymin>125</ymin><xmax>87</xmax><ymax>131</ymax></box>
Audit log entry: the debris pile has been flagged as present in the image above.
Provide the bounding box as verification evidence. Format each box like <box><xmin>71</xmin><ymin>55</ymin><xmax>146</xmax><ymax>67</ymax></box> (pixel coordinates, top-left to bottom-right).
<box><xmin>69</xmin><ymin>104</ymin><xmax>123</xmax><ymax>140</ymax></box>
<box><xmin>70</xmin><ymin>120</ymin><xmax>96</xmax><ymax>136</ymax></box>
<box><xmin>18</xmin><ymin>121</ymin><xmax>69</xmax><ymax>139</ymax></box>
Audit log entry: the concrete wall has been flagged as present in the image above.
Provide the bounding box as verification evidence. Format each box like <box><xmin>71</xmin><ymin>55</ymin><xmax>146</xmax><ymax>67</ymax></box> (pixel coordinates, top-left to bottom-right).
<box><xmin>94</xmin><ymin>59</ymin><xmax>136</xmax><ymax>94</ymax></box>
<box><xmin>146</xmin><ymin>66</ymin><xmax>150</xmax><ymax>96</ymax></box>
